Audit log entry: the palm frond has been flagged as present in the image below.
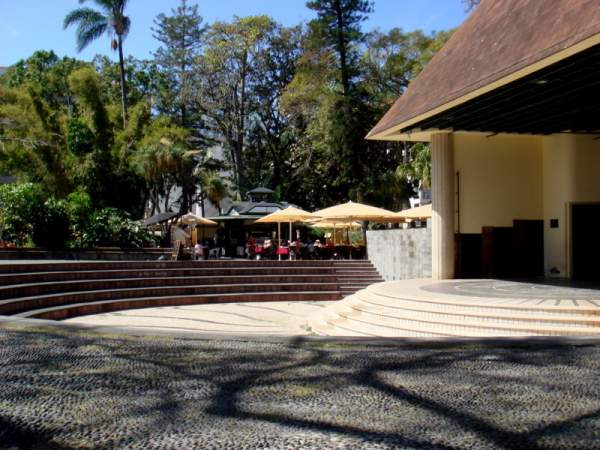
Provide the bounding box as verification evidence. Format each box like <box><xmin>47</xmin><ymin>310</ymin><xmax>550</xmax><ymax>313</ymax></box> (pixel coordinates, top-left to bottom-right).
<box><xmin>76</xmin><ymin>22</ymin><xmax>109</xmax><ymax>52</ymax></box>
<box><xmin>121</xmin><ymin>16</ymin><xmax>131</xmax><ymax>38</ymax></box>
<box><xmin>63</xmin><ymin>7</ymin><xmax>104</xmax><ymax>29</ymax></box>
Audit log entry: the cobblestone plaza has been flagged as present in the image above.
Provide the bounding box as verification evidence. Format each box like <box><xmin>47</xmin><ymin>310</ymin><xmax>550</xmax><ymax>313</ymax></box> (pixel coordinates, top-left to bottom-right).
<box><xmin>1</xmin><ymin>324</ymin><xmax>599</xmax><ymax>449</ymax></box>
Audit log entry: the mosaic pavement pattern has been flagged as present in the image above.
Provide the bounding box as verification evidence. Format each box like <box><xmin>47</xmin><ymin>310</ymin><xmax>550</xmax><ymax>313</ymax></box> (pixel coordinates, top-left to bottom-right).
<box><xmin>422</xmin><ymin>280</ymin><xmax>600</xmax><ymax>306</ymax></box>
<box><xmin>1</xmin><ymin>325</ymin><xmax>600</xmax><ymax>449</ymax></box>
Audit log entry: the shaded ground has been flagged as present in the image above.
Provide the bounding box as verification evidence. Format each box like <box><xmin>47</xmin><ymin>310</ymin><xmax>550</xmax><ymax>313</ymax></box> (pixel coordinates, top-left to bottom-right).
<box><xmin>1</xmin><ymin>325</ymin><xmax>599</xmax><ymax>449</ymax></box>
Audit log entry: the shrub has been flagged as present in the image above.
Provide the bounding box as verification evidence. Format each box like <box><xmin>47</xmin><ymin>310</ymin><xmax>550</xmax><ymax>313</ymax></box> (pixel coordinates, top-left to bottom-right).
<box><xmin>0</xmin><ymin>183</ymin><xmax>46</xmax><ymax>246</ymax></box>
<box><xmin>30</xmin><ymin>197</ymin><xmax>71</xmax><ymax>248</ymax></box>
<box><xmin>80</xmin><ymin>208</ymin><xmax>155</xmax><ymax>248</ymax></box>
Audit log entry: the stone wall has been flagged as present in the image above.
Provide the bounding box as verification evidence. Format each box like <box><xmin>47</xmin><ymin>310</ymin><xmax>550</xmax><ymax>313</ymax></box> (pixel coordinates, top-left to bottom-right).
<box><xmin>366</xmin><ymin>227</ymin><xmax>432</xmax><ymax>281</ymax></box>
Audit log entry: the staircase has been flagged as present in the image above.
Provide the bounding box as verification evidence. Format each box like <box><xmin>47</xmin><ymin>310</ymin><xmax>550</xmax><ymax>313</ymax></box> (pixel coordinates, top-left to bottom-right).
<box><xmin>333</xmin><ymin>261</ymin><xmax>384</xmax><ymax>297</ymax></box>
<box><xmin>0</xmin><ymin>260</ymin><xmax>382</xmax><ymax>321</ymax></box>
<box><xmin>309</xmin><ymin>280</ymin><xmax>600</xmax><ymax>337</ymax></box>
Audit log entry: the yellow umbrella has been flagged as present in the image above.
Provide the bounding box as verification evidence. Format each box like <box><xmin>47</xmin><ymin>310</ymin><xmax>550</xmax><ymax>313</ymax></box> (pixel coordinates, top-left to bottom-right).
<box><xmin>255</xmin><ymin>206</ymin><xmax>319</xmax><ymax>260</ymax></box>
<box><xmin>179</xmin><ymin>213</ymin><xmax>218</xmax><ymax>226</ymax></box>
<box><xmin>313</xmin><ymin>201</ymin><xmax>400</xmax><ymax>257</ymax></box>
<box><xmin>314</xmin><ymin>201</ymin><xmax>399</xmax><ymax>222</ymax></box>
<box><xmin>309</xmin><ymin>220</ymin><xmax>362</xmax><ymax>229</ymax></box>
<box><xmin>396</xmin><ymin>204</ymin><xmax>432</xmax><ymax>220</ymax></box>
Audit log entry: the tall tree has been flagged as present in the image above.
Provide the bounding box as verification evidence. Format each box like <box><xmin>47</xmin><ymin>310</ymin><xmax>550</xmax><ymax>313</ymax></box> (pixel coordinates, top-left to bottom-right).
<box><xmin>153</xmin><ymin>0</ymin><xmax>206</xmax><ymax>130</ymax></box>
<box><xmin>306</xmin><ymin>0</ymin><xmax>373</xmax><ymax>97</ymax></box>
<box><xmin>195</xmin><ymin>16</ymin><xmax>275</xmax><ymax>194</ymax></box>
<box><xmin>64</xmin><ymin>0</ymin><xmax>131</xmax><ymax>127</ymax></box>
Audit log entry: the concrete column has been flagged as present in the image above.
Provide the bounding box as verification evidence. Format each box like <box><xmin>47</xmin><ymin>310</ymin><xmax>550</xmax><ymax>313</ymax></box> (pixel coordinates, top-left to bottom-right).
<box><xmin>431</xmin><ymin>133</ymin><xmax>455</xmax><ymax>279</ymax></box>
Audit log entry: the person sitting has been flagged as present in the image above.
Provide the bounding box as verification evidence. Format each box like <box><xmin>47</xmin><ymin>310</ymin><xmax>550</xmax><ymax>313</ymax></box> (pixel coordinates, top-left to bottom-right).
<box><xmin>193</xmin><ymin>242</ymin><xmax>203</xmax><ymax>260</ymax></box>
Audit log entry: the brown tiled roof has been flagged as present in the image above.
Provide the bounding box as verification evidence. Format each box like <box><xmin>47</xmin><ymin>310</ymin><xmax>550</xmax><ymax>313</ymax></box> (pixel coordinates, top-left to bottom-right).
<box><xmin>368</xmin><ymin>0</ymin><xmax>600</xmax><ymax>138</ymax></box>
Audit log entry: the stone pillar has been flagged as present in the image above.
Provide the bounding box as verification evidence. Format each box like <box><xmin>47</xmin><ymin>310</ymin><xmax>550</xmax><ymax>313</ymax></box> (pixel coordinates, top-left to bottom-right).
<box><xmin>431</xmin><ymin>133</ymin><xmax>455</xmax><ymax>279</ymax></box>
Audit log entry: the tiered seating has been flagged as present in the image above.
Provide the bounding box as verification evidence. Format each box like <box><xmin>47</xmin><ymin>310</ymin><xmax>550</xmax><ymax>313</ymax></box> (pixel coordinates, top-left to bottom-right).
<box><xmin>0</xmin><ymin>260</ymin><xmax>382</xmax><ymax>321</ymax></box>
<box><xmin>308</xmin><ymin>280</ymin><xmax>600</xmax><ymax>337</ymax></box>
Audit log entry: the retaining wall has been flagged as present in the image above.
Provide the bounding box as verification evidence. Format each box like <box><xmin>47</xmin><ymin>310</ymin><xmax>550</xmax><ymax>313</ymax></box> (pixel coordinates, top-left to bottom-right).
<box><xmin>366</xmin><ymin>227</ymin><xmax>431</xmax><ymax>281</ymax></box>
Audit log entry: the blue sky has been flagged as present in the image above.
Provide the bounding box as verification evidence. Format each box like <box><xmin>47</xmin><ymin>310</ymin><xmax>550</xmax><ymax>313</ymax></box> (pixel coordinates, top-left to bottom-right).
<box><xmin>0</xmin><ymin>0</ymin><xmax>468</xmax><ymax>66</ymax></box>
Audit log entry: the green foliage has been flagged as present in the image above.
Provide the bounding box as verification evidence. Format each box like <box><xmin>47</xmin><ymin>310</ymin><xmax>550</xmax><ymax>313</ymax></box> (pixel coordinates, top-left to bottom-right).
<box><xmin>0</xmin><ymin>183</ymin><xmax>46</xmax><ymax>246</ymax></box>
<box><xmin>66</xmin><ymin>118</ymin><xmax>95</xmax><ymax>156</ymax></box>
<box><xmin>153</xmin><ymin>0</ymin><xmax>206</xmax><ymax>128</ymax></box>
<box><xmin>396</xmin><ymin>143</ymin><xmax>432</xmax><ymax>189</ymax></box>
<box><xmin>200</xmin><ymin>171</ymin><xmax>229</xmax><ymax>214</ymax></box>
<box><xmin>2</xmin><ymin>1</ymin><xmax>452</xmax><ymax>228</ymax></box>
<box><xmin>30</xmin><ymin>197</ymin><xmax>71</xmax><ymax>248</ymax></box>
<box><xmin>80</xmin><ymin>208</ymin><xmax>155</xmax><ymax>248</ymax></box>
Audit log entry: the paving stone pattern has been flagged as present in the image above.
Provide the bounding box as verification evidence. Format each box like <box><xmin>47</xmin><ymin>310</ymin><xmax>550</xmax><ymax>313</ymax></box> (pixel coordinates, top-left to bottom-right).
<box><xmin>1</xmin><ymin>326</ymin><xmax>600</xmax><ymax>449</ymax></box>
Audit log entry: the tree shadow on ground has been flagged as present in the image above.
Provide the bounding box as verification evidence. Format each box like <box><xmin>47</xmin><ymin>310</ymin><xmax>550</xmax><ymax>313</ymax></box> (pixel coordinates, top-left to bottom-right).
<box><xmin>1</xmin><ymin>327</ymin><xmax>599</xmax><ymax>449</ymax></box>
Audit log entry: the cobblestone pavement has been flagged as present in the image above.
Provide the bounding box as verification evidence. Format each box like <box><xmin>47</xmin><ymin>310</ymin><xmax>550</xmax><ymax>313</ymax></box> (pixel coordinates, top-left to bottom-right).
<box><xmin>1</xmin><ymin>325</ymin><xmax>600</xmax><ymax>449</ymax></box>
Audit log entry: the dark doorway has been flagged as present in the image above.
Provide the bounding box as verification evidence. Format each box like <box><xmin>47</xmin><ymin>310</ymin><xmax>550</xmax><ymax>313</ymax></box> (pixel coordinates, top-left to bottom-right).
<box><xmin>572</xmin><ymin>203</ymin><xmax>600</xmax><ymax>280</ymax></box>
<box><xmin>512</xmin><ymin>220</ymin><xmax>544</xmax><ymax>278</ymax></box>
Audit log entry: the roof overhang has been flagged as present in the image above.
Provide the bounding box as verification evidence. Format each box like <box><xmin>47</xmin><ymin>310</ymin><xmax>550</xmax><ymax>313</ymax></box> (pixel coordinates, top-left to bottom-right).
<box><xmin>369</xmin><ymin>35</ymin><xmax>600</xmax><ymax>141</ymax></box>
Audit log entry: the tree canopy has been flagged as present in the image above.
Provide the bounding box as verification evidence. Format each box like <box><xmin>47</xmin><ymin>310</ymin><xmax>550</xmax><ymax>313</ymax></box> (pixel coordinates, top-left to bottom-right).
<box><xmin>0</xmin><ymin>0</ymin><xmax>453</xmax><ymax>248</ymax></box>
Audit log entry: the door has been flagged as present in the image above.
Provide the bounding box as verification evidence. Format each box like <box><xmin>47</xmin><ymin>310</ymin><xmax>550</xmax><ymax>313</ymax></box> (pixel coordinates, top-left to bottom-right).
<box><xmin>512</xmin><ymin>220</ymin><xmax>544</xmax><ymax>278</ymax></box>
<box><xmin>572</xmin><ymin>203</ymin><xmax>600</xmax><ymax>280</ymax></box>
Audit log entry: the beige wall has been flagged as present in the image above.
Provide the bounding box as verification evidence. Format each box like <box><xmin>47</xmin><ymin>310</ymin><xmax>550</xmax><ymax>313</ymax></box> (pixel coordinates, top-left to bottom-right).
<box><xmin>454</xmin><ymin>133</ymin><xmax>543</xmax><ymax>234</ymax></box>
<box><xmin>543</xmin><ymin>134</ymin><xmax>600</xmax><ymax>277</ymax></box>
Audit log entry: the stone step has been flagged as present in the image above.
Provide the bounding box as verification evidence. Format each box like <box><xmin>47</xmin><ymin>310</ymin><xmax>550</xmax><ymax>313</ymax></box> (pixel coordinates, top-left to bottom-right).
<box><xmin>355</xmin><ymin>289</ymin><xmax>600</xmax><ymax>317</ymax></box>
<box><xmin>0</xmin><ymin>274</ymin><xmax>341</xmax><ymax>299</ymax></box>
<box><xmin>18</xmin><ymin>291</ymin><xmax>342</xmax><ymax>321</ymax></box>
<box><xmin>0</xmin><ymin>260</ymin><xmax>341</xmax><ymax>274</ymax></box>
<box><xmin>341</xmin><ymin>299</ymin><xmax>600</xmax><ymax>331</ymax></box>
<box><xmin>0</xmin><ymin>266</ymin><xmax>340</xmax><ymax>286</ymax></box>
<box><xmin>0</xmin><ymin>282</ymin><xmax>341</xmax><ymax>315</ymax></box>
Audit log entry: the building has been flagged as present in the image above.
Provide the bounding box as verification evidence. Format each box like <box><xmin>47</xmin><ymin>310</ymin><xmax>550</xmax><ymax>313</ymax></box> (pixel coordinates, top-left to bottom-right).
<box><xmin>209</xmin><ymin>187</ymin><xmax>298</xmax><ymax>256</ymax></box>
<box><xmin>368</xmin><ymin>0</ymin><xmax>600</xmax><ymax>280</ymax></box>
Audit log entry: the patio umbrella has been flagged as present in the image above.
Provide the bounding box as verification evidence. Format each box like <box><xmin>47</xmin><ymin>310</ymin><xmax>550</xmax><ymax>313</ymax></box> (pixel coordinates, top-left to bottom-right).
<box><xmin>313</xmin><ymin>201</ymin><xmax>400</xmax><ymax>222</ymax></box>
<box><xmin>255</xmin><ymin>206</ymin><xmax>319</xmax><ymax>260</ymax></box>
<box><xmin>313</xmin><ymin>201</ymin><xmax>400</xmax><ymax>257</ymax></box>
<box><xmin>396</xmin><ymin>203</ymin><xmax>432</xmax><ymax>220</ymax></box>
<box><xmin>179</xmin><ymin>213</ymin><xmax>218</xmax><ymax>226</ymax></box>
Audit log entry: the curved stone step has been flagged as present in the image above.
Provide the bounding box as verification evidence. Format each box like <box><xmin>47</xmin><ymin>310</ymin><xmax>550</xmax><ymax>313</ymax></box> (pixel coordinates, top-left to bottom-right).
<box><xmin>0</xmin><ymin>274</ymin><xmax>340</xmax><ymax>299</ymax></box>
<box><xmin>355</xmin><ymin>289</ymin><xmax>600</xmax><ymax>317</ymax></box>
<box><xmin>351</xmin><ymin>294</ymin><xmax>600</xmax><ymax>328</ymax></box>
<box><xmin>0</xmin><ymin>259</ymin><xmax>341</xmax><ymax>274</ymax></box>
<box><xmin>18</xmin><ymin>291</ymin><xmax>342</xmax><ymax>320</ymax></box>
<box><xmin>0</xmin><ymin>282</ymin><xmax>341</xmax><ymax>315</ymax></box>
<box><xmin>335</xmin><ymin>303</ymin><xmax>600</xmax><ymax>336</ymax></box>
<box><xmin>0</xmin><ymin>266</ymin><xmax>340</xmax><ymax>286</ymax></box>
<box><xmin>308</xmin><ymin>280</ymin><xmax>600</xmax><ymax>337</ymax></box>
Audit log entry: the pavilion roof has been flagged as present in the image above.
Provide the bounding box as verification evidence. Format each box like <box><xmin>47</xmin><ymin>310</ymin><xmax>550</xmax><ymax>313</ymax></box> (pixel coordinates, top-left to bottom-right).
<box><xmin>367</xmin><ymin>0</ymin><xmax>600</xmax><ymax>140</ymax></box>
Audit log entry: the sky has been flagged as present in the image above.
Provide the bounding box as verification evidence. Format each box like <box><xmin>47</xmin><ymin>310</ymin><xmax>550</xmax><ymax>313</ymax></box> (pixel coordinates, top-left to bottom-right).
<box><xmin>0</xmin><ymin>0</ymin><xmax>469</xmax><ymax>67</ymax></box>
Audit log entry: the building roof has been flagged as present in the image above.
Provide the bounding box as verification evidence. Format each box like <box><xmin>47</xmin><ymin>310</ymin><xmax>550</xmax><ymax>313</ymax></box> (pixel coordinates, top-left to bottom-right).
<box><xmin>247</xmin><ymin>187</ymin><xmax>274</xmax><ymax>195</ymax></box>
<box><xmin>0</xmin><ymin>175</ymin><xmax>16</xmax><ymax>185</ymax></box>
<box><xmin>368</xmin><ymin>0</ymin><xmax>600</xmax><ymax>140</ymax></box>
<box><xmin>141</xmin><ymin>212</ymin><xmax>179</xmax><ymax>227</ymax></box>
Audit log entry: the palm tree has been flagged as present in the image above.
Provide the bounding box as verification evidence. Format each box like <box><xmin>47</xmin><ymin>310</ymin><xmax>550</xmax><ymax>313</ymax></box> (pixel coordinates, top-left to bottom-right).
<box><xmin>64</xmin><ymin>0</ymin><xmax>130</xmax><ymax>126</ymax></box>
<box><xmin>200</xmin><ymin>171</ymin><xmax>229</xmax><ymax>215</ymax></box>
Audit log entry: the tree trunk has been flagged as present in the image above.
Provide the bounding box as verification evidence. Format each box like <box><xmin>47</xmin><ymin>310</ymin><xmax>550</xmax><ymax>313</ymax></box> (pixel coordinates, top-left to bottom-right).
<box><xmin>334</xmin><ymin>0</ymin><xmax>350</xmax><ymax>97</ymax></box>
<box><xmin>117</xmin><ymin>35</ymin><xmax>128</xmax><ymax>127</ymax></box>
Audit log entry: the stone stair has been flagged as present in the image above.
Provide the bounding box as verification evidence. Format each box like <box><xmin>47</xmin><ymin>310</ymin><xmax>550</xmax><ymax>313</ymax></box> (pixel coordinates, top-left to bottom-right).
<box><xmin>332</xmin><ymin>260</ymin><xmax>383</xmax><ymax>297</ymax></box>
<box><xmin>0</xmin><ymin>260</ymin><xmax>383</xmax><ymax>321</ymax></box>
<box><xmin>308</xmin><ymin>280</ymin><xmax>600</xmax><ymax>337</ymax></box>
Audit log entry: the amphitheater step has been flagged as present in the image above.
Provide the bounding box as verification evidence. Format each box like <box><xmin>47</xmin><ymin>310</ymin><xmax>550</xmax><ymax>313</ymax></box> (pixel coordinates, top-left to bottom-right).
<box><xmin>0</xmin><ymin>274</ymin><xmax>340</xmax><ymax>299</ymax></box>
<box><xmin>0</xmin><ymin>259</ymin><xmax>385</xmax><ymax>322</ymax></box>
<box><xmin>18</xmin><ymin>291</ymin><xmax>342</xmax><ymax>321</ymax></box>
<box><xmin>308</xmin><ymin>279</ymin><xmax>600</xmax><ymax>337</ymax></box>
